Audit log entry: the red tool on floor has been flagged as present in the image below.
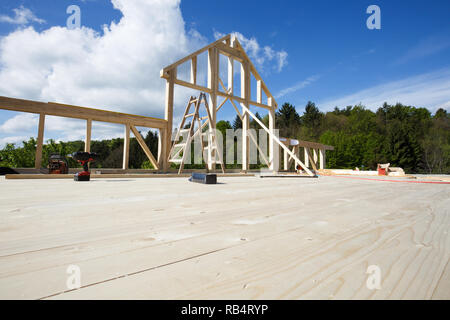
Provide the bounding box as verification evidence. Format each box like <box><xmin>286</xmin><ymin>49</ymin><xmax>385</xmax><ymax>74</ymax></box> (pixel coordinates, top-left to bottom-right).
<box><xmin>70</xmin><ymin>151</ymin><xmax>98</xmax><ymax>181</ymax></box>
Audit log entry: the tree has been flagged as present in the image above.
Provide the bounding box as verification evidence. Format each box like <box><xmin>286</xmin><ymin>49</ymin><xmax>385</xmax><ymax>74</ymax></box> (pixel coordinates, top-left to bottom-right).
<box><xmin>232</xmin><ymin>114</ymin><xmax>242</xmax><ymax>130</ymax></box>
<box><xmin>276</xmin><ymin>102</ymin><xmax>301</xmax><ymax>137</ymax></box>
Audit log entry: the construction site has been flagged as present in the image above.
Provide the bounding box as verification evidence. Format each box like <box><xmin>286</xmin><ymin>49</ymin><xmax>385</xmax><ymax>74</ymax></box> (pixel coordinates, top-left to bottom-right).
<box><xmin>0</xmin><ymin>35</ymin><xmax>449</xmax><ymax>300</ymax></box>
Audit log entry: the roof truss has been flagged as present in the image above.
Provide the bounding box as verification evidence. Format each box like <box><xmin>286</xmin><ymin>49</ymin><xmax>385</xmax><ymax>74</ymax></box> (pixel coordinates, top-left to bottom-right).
<box><xmin>160</xmin><ymin>34</ymin><xmax>278</xmax><ymax>110</ymax></box>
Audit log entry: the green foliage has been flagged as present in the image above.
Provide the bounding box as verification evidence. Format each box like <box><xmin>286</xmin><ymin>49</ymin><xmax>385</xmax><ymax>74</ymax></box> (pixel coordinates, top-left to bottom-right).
<box><xmin>277</xmin><ymin>101</ymin><xmax>449</xmax><ymax>173</ymax></box>
<box><xmin>1</xmin><ymin>103</ymin><xmax>448</xmax><ymax>174</ymax></box>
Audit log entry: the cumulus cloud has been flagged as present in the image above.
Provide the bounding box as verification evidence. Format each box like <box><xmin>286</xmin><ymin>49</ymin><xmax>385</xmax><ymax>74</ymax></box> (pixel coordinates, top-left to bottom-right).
<box><xmin>319</xmin><ymin>67</ymin><xmax>450</xmax><ymax>113</ymax></box>
<box><xmin>214</xmin><ymin>31</ymin><xmax>288</xmax><ymax>73</ymax></box>
<box><xmin>0</xmin><ymin>5</ymin><xmax>45</xmax><ymax>25</ymax></box>
<box><xmin>0</xmin><ymin>113</ymin><xmax>38</xmax><ymax>133</ymax></box>
<box><xmin>0</xmin><ymin>0</ymin><xmax>209</xmax><ymax>146</ymax></box>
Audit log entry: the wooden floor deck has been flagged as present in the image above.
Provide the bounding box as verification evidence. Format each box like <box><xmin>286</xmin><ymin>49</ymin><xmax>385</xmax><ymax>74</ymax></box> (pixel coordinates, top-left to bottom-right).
<box><xmin>0</xmin><ymin>175</ymin><xmax>448</xmax><ymax>299</ymax></box>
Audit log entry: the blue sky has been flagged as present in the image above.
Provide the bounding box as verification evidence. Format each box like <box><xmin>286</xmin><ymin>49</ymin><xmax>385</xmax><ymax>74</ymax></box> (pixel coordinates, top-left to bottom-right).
<box><xmin>0</xmin><ymin>0</ymin><xmax>449</xmax><ymax>146</ymax></box>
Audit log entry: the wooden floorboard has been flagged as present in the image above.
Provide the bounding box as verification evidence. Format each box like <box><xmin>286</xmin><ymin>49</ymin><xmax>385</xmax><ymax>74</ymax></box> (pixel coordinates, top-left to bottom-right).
<box><xmin>0</xmin><ymin>176</ymin><xmax>448</xmax><ymax>299</ymax></box>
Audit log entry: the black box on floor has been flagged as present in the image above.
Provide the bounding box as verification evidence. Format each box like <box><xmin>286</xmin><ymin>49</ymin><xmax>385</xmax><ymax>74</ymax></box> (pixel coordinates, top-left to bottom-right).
<box><xmin>189</xmin><ymin>172</ymin><xmax>217</xmax><ymax>184</ymax></box>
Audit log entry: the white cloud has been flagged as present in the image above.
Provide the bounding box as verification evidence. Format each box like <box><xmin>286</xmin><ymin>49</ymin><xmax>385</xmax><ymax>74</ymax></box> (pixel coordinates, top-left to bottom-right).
<box><xmin>394</xmin><ymin>35</ymin><xmax>450</xmax><ymax>65</ymax></box>
<box><xmin>319</xmin><ymin>68</ymin><xmax>450</xmax><ymax>112</ymax></box>
<box><xmin>275</xmin><ymin>75</ymin><xmax>320</xmax><ymax>98</ymax></box>
<box><xmin>0</xmin><ymin>113</ymin><xmax>38</xmax><ymax>133</ymax></box>
<box><xmin>214</xmin><ymin>31</ymin><xmax>288</xmax><ymax>73</ymax></box>
<box><xmin>0</xmin><ymin>6</ymin><xmax>45</xmax><ymax>25</ymax></box>
<box><xmin>0</xmin><ymin>135</ymin><xmax>30</xmax><ymax>147</ymax></box>
<box><xmin>0</xmin><ymin>0</ymin><xmax>209</xmax><ymax>146</ymax></box>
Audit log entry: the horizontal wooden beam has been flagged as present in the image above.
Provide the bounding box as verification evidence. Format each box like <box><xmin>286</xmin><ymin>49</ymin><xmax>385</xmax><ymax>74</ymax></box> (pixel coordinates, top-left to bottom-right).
<box><xmin>160</xmin><ymin>34</ymin><xmax>231</xmax><ymax>77</ymax></box>
<box><xmin>280</xmin><ymin>137</ymin><xmax>334</xmax><ymax>151</ymax></box>
<box><xmin>0</xmin><ymin>96</ymin><xmax>167</xmax><ymax>129</ymax></box>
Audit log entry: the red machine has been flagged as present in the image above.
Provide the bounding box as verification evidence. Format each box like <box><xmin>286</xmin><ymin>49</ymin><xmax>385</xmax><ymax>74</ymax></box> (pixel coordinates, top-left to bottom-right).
<box><xmin>70</xmin><ymin>151</ymin><xmax>98</xmax><ymax>181</ymax></box>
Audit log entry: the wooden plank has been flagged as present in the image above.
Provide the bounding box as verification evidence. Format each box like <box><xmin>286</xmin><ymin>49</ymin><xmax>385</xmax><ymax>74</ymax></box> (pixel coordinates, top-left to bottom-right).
<box><xmin>123</xmin><ymin>124</ymin><xmax>130</xmax><ymax>170</ymax></box>
<box><xmin>207</xmin><ymin>47</ymin><xmax>218</xmax><ymax>170</ymax></box>
<box><xmin>34</xmin><ymin>113</ymin><xmax>45</xmax><ymax>169</ymax></box>
<box><xmin>268</xmin><ymin>98</ymin><xmax>278</xmax><ymax>171</ymax></box>
<box><xmin>241</xmin><ymin>62</ymin><xmax>250</xmax><ymax>171</ymax></box>
<box><xmin>85</xmin><ymin>119</ymin><xmax>92</xmax><ymax>152</ymax></box>
<box><xmin>304</xmin><ymin>147</ymin><xmax>310</xmax><ymax>168</ymax></box>
<box><xmin>190</xmin><ymin>56</ymin><xmax>197</xmax><ymax>85</ymax></box>
<box><xmin>163</xmin><ymin>70</ymin><xmax>176</xmax><ymax>171</ymax></box>
<box><xmin>227</xmin><ymin>56</ymin><xmax>234</xmax><ymax>94</ymax></box>
<box><xmin>160</xmin><ymin>34</ymin><xmax>231</xmax><ymax>76</ymax></box>
<box><xmin>320</xmin><ymin>149</ymin><xmax>326</xmax><ymax>169</ymax></box>
<box><xmin>0</xmin><ymin>96</ymin><xmax>167</xmax><ymax>129</ymax></box>
<box><xmin>256</xmin><ymin>80</ymin><xmax>262</xmax><ymax>104</ymax></box>
<box><xmin>0</xmin><ymin>176</ymin><xmax>446</xmax><ymax>300</ymax></box>
<box><xmin>130</xmin><ymin>125</ymin><xmax>159</xmax><ymax>170</ymax></box>
<box><xmin>239</xmin><ymin>102</ymin><xmax>314</xmax><ymax>176</ymax></box>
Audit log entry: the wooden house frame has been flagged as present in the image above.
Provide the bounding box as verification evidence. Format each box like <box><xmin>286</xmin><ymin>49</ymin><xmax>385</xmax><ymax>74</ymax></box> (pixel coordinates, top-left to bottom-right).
<box><xmin>160</xmin><ymin>34</ymin><xmax>319</xmax><ymax>176</ymax></box>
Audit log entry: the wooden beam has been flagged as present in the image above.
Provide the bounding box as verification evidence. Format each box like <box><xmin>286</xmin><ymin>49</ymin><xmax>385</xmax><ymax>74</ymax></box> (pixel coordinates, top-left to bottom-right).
<box><xmin>241</xmin><ymin>62</ymin><xmax>250</xmax><ymax>171</ymax></box>
<box><xmin>268</xmin><ymin>98</ymin><xmax>278</xmax><ymax>172</ymax></box>
<box><xmin>163</xmin><ymin>69</ymin><xmax>176</xmax><ymax>171</ymax></box>
<box><xmin>256</xmin><ymin>80</ymin><xmax>262</xmax><ymax>104</ymax></box>
<box><xmin>157</xmin><ymin>128</ymin><xmax>167</xmax><ymax>171</ymax></box>
<box><xmin>160</xmin><ymin>34</ymin><xmax>231</xmax><ymax>76</ymax></box>
<box><xmin>190</xmin><ymin>56</ymin><xmax>197</xmax><ymax>85</ymax></box>
<box><xmin>207</xmin><ymin>47</ymin><xmax>219</xmax><ymax>170</ymax></box>
<box><xmin>320</xmin><ymin>149</ymin><xmax>326</xmax><ymax>170</ymax></box>
<box><xmin>0</xmin><ymin>96</ymin><xmax>167</xmax><ymax>129</ymax></box>
<box><xmin>304</xmin><ymin>148</ymin><xmax>310</xmax><ymax>168</ymax></box>
<box><xmin>216</xmin><ymin>42</ymin><xmax>245</xmax><ymax>62</ymax></box>
<box><xmin>228</xmin><ymin>56</ymin><xmax>234</xmax><ymax>95</ymax></box>
<box><xmin>130</xmin><ymin>125</ymin><xmax>159</xmax><ymax>170</ymax></box>
<box><xmin>239</xmin><ymin>103</ymin><xmax>313</xmax><ymax>176</ymax></box>
<box><xmin>34</xmin><ymin>113</ymin><xmax>45</xmax><ymax>169</ymax></box>
<box><xmin>85</xmin><ymin>119</ymin><xmax>92</xmax><ymax>152</ymax></box>
<box><xmin>123</xmin><ymin>124</ymin><xmax>130</xmax><ymax>170</ymax></box>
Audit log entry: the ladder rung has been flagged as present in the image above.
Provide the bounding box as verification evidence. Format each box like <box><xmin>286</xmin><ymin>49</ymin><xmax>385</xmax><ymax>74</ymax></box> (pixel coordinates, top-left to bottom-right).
<box><xmin>169</xmin><ymin>158</ymin><xmax>182</xmax><ymax>163</ymax></box>
<box><xmin>173</xmin><ymin>143</ymin><xmax>186</xmax><ymax>148</ymax></box>
<box><xmin>199</xmin><ymin>116</ymin><xmax>208</xmax><ymax>120</ymax></box>
<box><xmin>185</xmin><ymin>113</ymin><xmax>195</xmax><ymax>118</ymax></box>
<box><xmin>178</xmin><ymin>129</ymin><xmax>189</xmax><ymax>133</ymax></box>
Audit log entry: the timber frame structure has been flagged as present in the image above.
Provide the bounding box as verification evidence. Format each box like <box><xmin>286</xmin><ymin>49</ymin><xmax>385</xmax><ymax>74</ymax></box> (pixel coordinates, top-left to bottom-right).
<box><xmin>0</xmin><ymin>34</ymin><xmax>333</xmax><ymax>175</ymax></box>
<box><xmin>160</xmin><ymin>34</ymin><xmax>332</xmax><ymax>176</ymax></box>
<box><xmin>0</xmin><ymin>96</ymin><xmax>166</xmax><ymax>170</ymax></box>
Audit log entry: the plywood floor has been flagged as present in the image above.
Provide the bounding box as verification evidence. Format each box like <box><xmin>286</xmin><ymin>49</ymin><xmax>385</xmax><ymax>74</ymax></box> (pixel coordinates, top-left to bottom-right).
<box><xmin>0</xmin><ymin>175</ymin><xmax>449</xmax><ymax>299</ymax></box>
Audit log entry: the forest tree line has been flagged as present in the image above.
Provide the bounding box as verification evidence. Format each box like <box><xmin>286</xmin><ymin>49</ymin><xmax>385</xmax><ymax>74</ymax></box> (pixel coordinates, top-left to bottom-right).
<box><xmin>0</xmin><ymin>102</ymin><xmax>449</xmax><ymax>173</ymax></box>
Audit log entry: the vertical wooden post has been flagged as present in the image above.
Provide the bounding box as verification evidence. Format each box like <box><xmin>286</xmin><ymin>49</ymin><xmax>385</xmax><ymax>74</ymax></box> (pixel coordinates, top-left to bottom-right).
<box><xmin>256</xmin><ymin>80</ymin><xmax>262</xmax><ymax>104</ymax></box>
<box><xmin>241</xmin><ymin>62</ymin><xmax>250</xmax><ymax>172</ymax></box>
<box><xmin>163</xmin><ymin>69</ymin><xmax>175</xmax><ymax>172</ymax></box>
<box><xmin>304</xmin><ymin>147</ymin><xmax>310</xmax><ymax>168</ymax></box>
<box><xmin>268</xmin><ymin>97</ymin><xmax>278</xmax><ymax>172</ymax></box>
<box><xmin>34</xmin><ymin>113</ymin><xmax>45</xmax><ymax>169</ymax></box>
<box><xmin>207</xmin><ymin>47</ymin><xmax>218</xmax><ymax>170</ymax></box>
<box><xmin>157</xmin><ymin>127</ymin><xmax>167</xmax><ymax>171</ymax></box>
<box><xmin>123</xmin><ymin>124</ymin><xmax>130</xmax><ymax>170</ymax></box>
<box><xmin>313</xmin><ymin>149</ymin><xmax>318</xmax><ymax>167</ymax></box>
<box><xmin>228</xmin><ymin>57</ymin><xmax>234</xmax><ymax>94</ymax></box>
<box><xmin>283</xmin><ymin>147</ymin><xmax>288</xmax><ymax>170</ymax></box>
<box><xmin>85</xmin><ymin>119</ymin><xmax>92</xmax><ymax>152</ymax></box>
<box><xmin>190</xmin><ymin>56</ymin><xmax>197</xmax><ymax>85</ymax></box>
<box><xmin>320</xmin><ymin>149</ymin><xmax>326</xmax><ymax>169</ymax></box>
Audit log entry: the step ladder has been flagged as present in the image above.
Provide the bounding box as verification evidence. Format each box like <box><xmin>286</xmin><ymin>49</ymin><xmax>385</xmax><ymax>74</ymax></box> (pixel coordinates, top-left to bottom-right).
<box><xmin>168</xmin><ymin>93</ymin><xmax>225</xmax><ymax>174</ymax></box>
